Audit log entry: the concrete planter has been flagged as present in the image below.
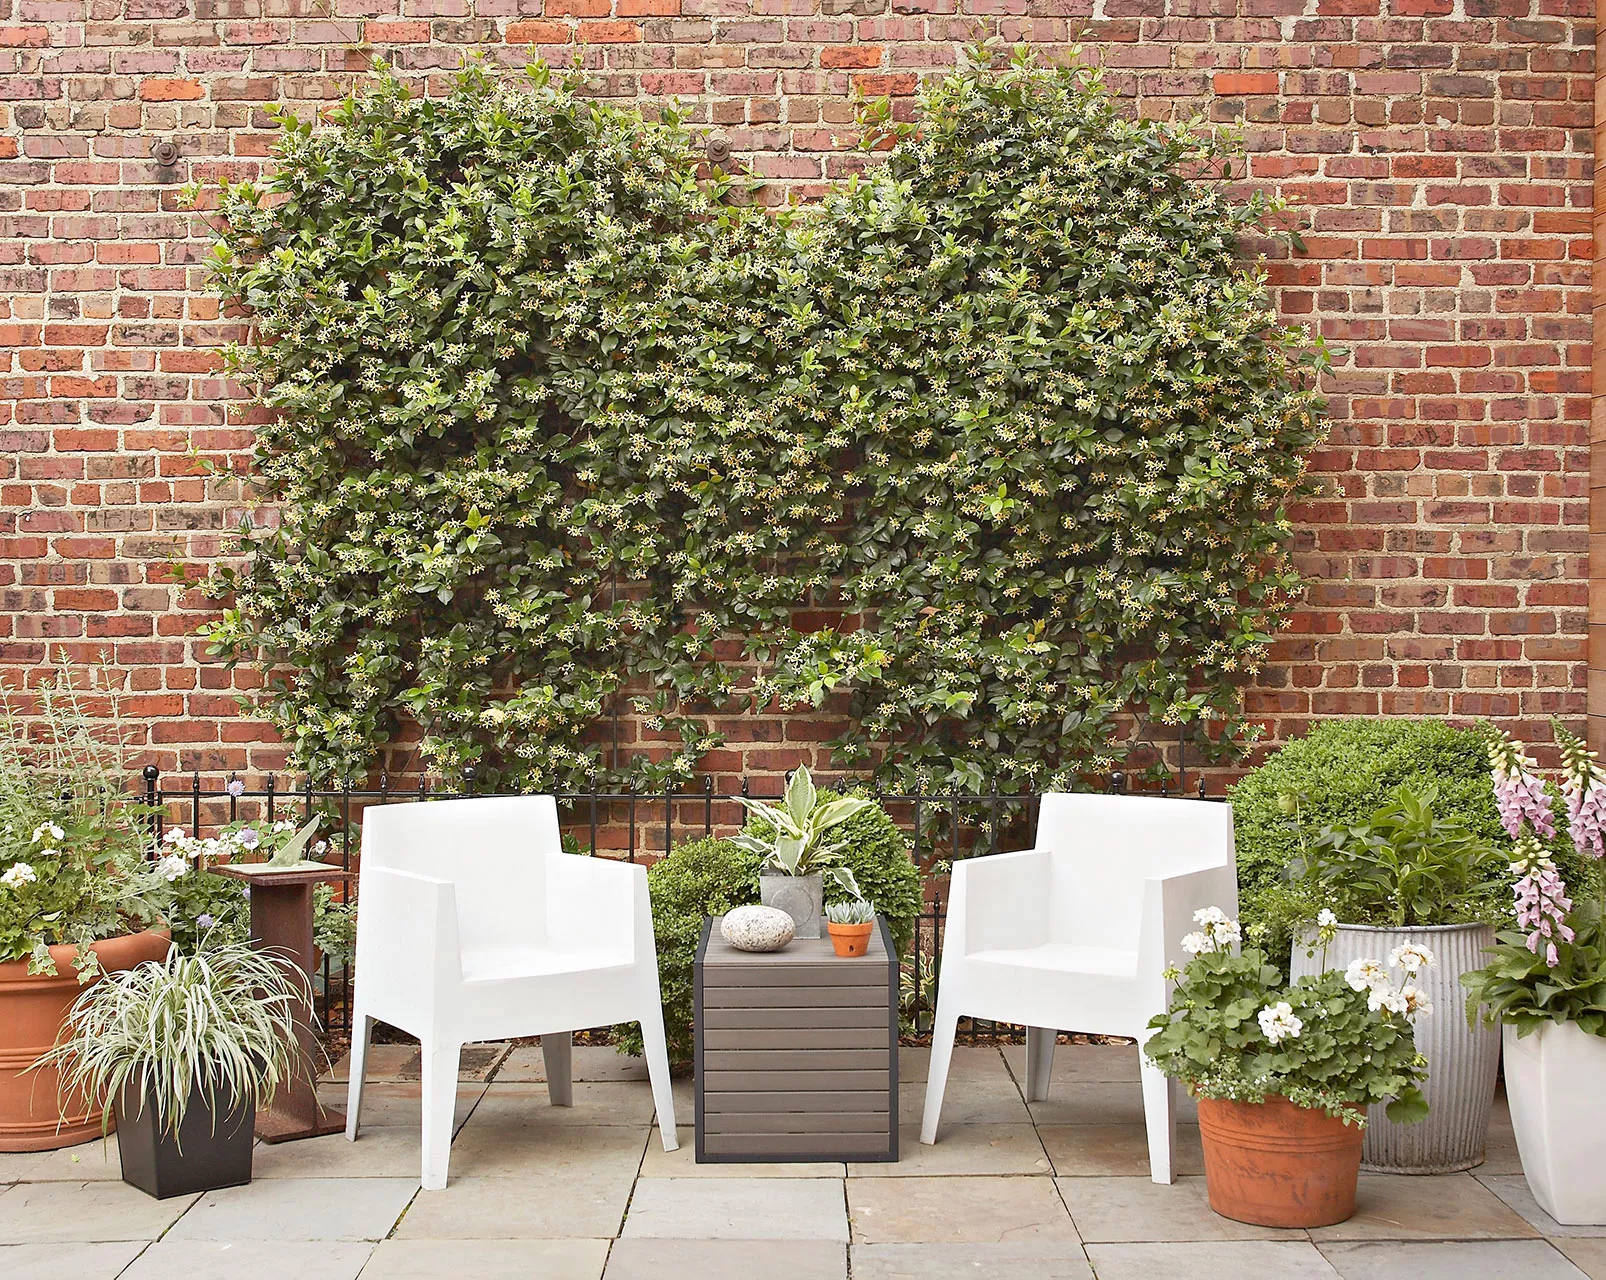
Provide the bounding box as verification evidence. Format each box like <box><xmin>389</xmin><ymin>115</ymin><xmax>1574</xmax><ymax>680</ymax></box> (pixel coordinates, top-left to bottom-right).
<box><xmin>1291</xmin><ymin>921</ymin><xmax>1499</xmax><ymax>1173</ymax></box>
<box><xmin>760</xmin><ymin>872</ymin><xmax>823</xmax><ymax>939</ymax></box>
<box><xmin>1503</xmin><ymin>1020</ymin><xmax>1606</xmax><ymax>1225</ymax></box>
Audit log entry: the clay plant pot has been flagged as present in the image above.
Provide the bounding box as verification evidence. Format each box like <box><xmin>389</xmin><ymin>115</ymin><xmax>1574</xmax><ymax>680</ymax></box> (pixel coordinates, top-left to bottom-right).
<box><xmin>827</xmin><ymin>921</ymin><xmax>874</xmax><ymax>958</ymax></box>
<box><xmin>0</xmin><ymin>930</ymin><xmax>173</xmax><ymax>1152</ymax></box>
<box><xmin>1196</xmin><ymin>1094</ymin><xmax>1364</xmax><ymax>1228</ymax></box>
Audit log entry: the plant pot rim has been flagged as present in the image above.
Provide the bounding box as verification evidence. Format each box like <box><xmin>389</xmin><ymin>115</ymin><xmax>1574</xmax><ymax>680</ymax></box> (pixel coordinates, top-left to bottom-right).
<box><xmin>0</xmin><ymin>928</ymin><xmax>171</xmax><ymax>984</ymax></box>
<box><xmin>826</xmin><ymin>921</ymin><xmax>875</xmax><ymax>934</ymax></box>
<box><xmin>1320</xmin><ymin>920</ymin><xmax>1494</xmax><ymax>935</ymax></box>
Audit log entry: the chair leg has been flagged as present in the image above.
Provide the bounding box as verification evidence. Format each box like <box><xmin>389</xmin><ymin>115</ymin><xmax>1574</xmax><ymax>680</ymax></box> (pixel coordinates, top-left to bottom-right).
<box><xmin>1139</xmin><ymin>1056</ymin><xmax>1176</xmax><ymax>1185</ymax></box>
<box><xmin>639</xmin><ymin>1009</ymin><xmax>678</xmax><ymax>1153</ymax></box>
<box><xmin>420</xmin><ymin>1038</ymin><xmax>462</xmax><ymax>1192</ymax></box>
<box><xmin>541</xmin><ymin>1032</ymin><xmax>573</xmax><ymax>1108</ymax></box>
<box><xmin>920</xmin><ymin>1003</ymin><xmax>960</xmax><ymax>1145</ymax></box>
<box><xmin>1026</xmin><ymin>1026</ymin><xmax>1057</xmax><ymax>1104</ymax></box>
<box><xmin>345</xmin><ymin>1011</ymin><xmax>372</xmax><ymax>1141</ymax></box>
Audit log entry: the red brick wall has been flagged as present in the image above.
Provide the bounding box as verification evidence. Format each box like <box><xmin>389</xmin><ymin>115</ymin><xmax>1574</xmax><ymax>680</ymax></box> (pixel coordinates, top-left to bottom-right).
<box><xmin>0</xmin><ymin>7</ymin><xmax>1594</xmax><ymax>783</ymax></box>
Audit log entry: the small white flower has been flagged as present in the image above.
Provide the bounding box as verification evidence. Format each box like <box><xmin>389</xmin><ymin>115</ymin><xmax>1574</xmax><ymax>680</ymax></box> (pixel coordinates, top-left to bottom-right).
<box><xmin>1</xmin><ymin>862</ymin><xmax>39</xmax><ymax>889</ymax></box>
<box><xmin>1368</xmin><ymin>986</ymin><xmax>1408</xmax><ymax>1015</ymax></box>
<box><xmin>1345</xmin><ymin>958</ymin><xmax>1389</xmax><ymax>993</ymax></box>
<box><xmin>273</xmin><ymin>819</ymin><xmax>295</xmax><ymax>833</ymax></box>
<box><xmin>313</xmin><ymin>840</ymin><xmax>329</xmax><ymax>856</ymax></box>
<box><xmin>1388</xmin><ymin>943</ymin><xmax>1434</xmax><ymax>974</ymax></box>
<box><xmin>1194</xmin><ymin>906</ymin><xmax>1231</xmax><ymax>928</ymax></box>
<box><xmin>1316</xmin><ymin>908</ymin><xmax>1338</xmax><ymax>928</ymax></box>
<box><xmin>32</xmin><ymin>823</ymin><xmax>64</xmax><ymax>844</ymax></box>
<box><xmin>1258</xmin><ymin>1001</ymin><xmax>1303</xmax><ymax>1044</ymax></box>
<box><xmin>164</xmin><ymin>827</ymin><xmax>186</xmax><ymax>844</ymax></box>
<box><xmin>155</xmin><ymin>853</ymin><xmax>189</xmax><ymax>882</ymax></box>
<box><xmin>226</xmin><ymin>779</ymin><xmax>246</xmax><ymax>798</ymax></box>
<box><xmin>237</xmin><ymin>828</ymin><xmax>260</xmax><ymax>851</ymax></box>
<box><xmin>36</xmin><ymin>847</ymin><xmax>59</xmax><ymax>859</ymax></box>
<box><xmin>1180</xmin><ymin>931</ymin><xmax>1210</xmax><ymax>955</ymax></box>
<box><xmin>1398</xmin><ymin>985</ymin><xmax>1432</xmax><ymax>1018</ymax></box>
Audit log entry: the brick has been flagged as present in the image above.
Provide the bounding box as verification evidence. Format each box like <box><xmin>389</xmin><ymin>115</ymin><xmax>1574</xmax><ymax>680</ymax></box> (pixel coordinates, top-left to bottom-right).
<box><xmin>138</xmin><ymin>77</ymin><xmax>205</xmax><ymax>100</ymax></box>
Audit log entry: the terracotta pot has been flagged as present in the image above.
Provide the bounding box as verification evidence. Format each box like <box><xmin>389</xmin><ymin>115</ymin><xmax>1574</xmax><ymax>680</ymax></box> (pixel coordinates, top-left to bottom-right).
<box><xmin>1196</xmin><ymin>1094</ymin><xmax>1364</xmax><ymax>1228</ymax></box>
<box><xmin>827</xmin><ymin>921</ymin><xmax>874</xmax><ymax>958</ymax></box>
<box><xmin>0</xmin><ymin>930</ymin><xmax>173</xmax><ymax>1152</ymax></box>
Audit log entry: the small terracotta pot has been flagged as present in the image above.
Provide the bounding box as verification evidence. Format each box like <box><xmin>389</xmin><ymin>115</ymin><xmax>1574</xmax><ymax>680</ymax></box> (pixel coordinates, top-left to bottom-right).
<box><xmin>1196</xmin><ymin>1094</ymin><xmax>1364</xmax><ymax>1228</ymax></box>
<box><xmin>827</xmin><ymin>921</ymin><xmax>874</xmax><ymax>957</ymax></box>
<box><xmin>0</xmin><ymin>930</ymin><xmax>173</xmax><ymax>1152</ymax></box>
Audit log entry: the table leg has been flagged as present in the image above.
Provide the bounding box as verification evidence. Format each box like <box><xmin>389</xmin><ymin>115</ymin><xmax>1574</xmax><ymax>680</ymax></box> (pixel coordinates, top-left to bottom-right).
<box><xmin>248</xmin><ymin>880</ymin><xmax>345</xmax><ymax>1143</ymax></box>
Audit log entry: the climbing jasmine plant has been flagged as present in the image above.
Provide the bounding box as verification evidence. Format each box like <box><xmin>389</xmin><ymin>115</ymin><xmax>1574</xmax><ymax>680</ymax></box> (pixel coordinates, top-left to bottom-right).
<box><xmin>197</xmin><ymin>45</ymin><xmax>1325</xmax><ymax>793</ymax></box>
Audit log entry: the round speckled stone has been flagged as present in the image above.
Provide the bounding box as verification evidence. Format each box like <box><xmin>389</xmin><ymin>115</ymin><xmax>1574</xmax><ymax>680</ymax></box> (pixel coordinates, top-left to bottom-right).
<box><xmin>720</xmin><ymin>905</ymin><xmax>795</xmax><ymax>953</ymax></box>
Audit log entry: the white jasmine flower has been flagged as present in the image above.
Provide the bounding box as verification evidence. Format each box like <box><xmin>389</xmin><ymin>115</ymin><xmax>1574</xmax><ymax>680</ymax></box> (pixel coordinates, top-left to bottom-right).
<box><xmin>155</xmin><ymin>853</ymin><xmax>189</xmax><ymax>882</ymax></box>
<box><xmin>2</xmin><ymin>862</ymin><xmax>39</xmax><ymax>889</ymax></box>
<box><xmin>1316</xmin><ymin>908</ymin><xmax>1338</xmax><ymax>928</ymax></box>
<box><xmin>1258</xmin><ymin>1001</ymin><xmax>1303</xmax><ymax>1044</ymax></box>
<box><xmin>1345</xmin><ymin>957</ymin><xmax>1389</xmax><ymax>993</ymax></box>
<box><xmin>273</xmin><ymin>820</ymin><xmax>296</xmax><ymax>833</ymax></box>
<box><xmin>1388</xmin><ymin>943</ymin><xmax>1434</xmax><ymax>974</ymax></box>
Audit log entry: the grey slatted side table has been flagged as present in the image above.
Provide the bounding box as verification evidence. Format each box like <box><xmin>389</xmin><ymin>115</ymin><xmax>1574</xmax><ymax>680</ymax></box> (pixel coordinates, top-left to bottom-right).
<box><xmin>694</xmin><ymin>914</ymin><xmax>899</xmax><ymax>1163</ymax></box>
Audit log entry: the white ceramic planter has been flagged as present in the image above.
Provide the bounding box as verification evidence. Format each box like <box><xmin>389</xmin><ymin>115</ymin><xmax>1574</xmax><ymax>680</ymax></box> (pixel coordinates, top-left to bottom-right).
<box><xmin>760</xmin><ymin>872</ymin><xmax>823</xmax><ymax>939</ymax></box>
<box><xmin>1290</xmin><ymin>921</ymin><xmax>1499</xmax><ymax>1173</ymax></box>
<box><xmin>1503</xmin><ymin>1020</ymin><xmax>1606</xmax><ymax>1225</ymax></box>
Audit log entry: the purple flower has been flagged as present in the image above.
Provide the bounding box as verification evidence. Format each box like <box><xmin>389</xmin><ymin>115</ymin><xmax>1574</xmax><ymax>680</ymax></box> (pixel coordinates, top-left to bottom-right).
<box><xmin>226</xmin><ymin>779</ymin><xmax>246</xmax><ymax>798</ymax></box>
<box><xmin>238</xmin><ymin>827</ymin><xmax>260</xmax><ymax>851</ymax></box>
<box><xmin>1510</xmin><ymin>836</ymin><xmax>1574</xmax><ymax>968</ymax></box>
<box><xmin>197</xmin><ymin>913</ymin><xmax>215</xmax><ymax>929</ymax></box>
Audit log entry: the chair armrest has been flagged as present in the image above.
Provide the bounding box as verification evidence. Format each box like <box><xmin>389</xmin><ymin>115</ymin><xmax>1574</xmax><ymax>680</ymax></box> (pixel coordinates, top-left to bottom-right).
<box><xmin>952</xmin><ymin>848</ymin><xmax>1053</xmax><ymax>954</ymax></box>
<box><xmin>1141</xmin><ymin>863</ymin><xmax>1241</xmax><ymax>976</ymax></box>
<box><xmin>354</xmin><ymin>866</ymin><xmax>462</xmax><ymax>1010</ymax></box>
<box><xmin>544</xmin><ymin>852</ymin><xmax>641</xmax><ymax>960</ymax></box>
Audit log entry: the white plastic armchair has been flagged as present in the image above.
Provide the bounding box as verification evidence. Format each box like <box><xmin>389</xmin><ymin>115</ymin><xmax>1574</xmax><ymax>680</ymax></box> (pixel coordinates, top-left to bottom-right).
<box><xmin>346</xmin><ymin>795</ymin><xmax>678</xmax><ymax>1190</ymax></box>
<box><xmin>919</xmin><ymin>792</ymin><xmax>1237</xmax><ymax>1184</ymax></box>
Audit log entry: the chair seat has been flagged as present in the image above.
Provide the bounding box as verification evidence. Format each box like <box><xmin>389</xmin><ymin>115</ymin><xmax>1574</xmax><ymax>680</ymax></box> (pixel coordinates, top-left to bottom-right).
<box><xmin>460</xmin><ymin>943</ymin><xmax>632</xmax><ymax>984</ymax></box>
<box><xmin>968</xmin><ymin>942</ymin><xmax>1140</xmax><ymax>979</ymax></box>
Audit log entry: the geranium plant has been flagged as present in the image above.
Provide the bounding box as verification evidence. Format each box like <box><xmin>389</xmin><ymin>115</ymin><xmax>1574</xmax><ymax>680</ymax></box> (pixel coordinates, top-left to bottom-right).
<box><xmin>1463</xmin><ymin>724</ymin><xmax>1606</xmax><ymax>1038</ymax></box>
<box><xmin>1145</xmin><ymin>908</ymin><xmax>1430</xmax><ymax>1124</ymax></box>
<box><xmin>0</xmin><ymin>664</ymin><xmax>160</xmax><ymax>980</ymax></box>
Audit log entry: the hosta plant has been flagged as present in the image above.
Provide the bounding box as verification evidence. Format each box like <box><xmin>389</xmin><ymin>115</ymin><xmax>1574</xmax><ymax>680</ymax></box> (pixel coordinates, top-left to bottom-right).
<box><xmin>38</xmin><ymin>937</ymin><xmax>311</xmax><ymax>1141</ymax></box>
<box><xmin>732</xmin><ymin>766</ymin><xmax>868</xmax><ymax>894</ymax></box>
<box><xmin>1145</xmin><ymin>909</ymin><xmax>1430</xmax><ymax>1124</ymax></box>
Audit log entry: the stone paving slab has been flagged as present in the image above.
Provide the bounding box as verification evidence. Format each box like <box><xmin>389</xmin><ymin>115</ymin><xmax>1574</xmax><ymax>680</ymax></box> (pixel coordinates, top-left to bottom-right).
<box><xmin>327</xmin><ymin>1083</ymin><xmax>486</xmax><ymax>1132</ymax></box>
<box><xmin>445</xmin><ymin>1114</ymin><xmax>647</xmax><ymax>1179</ymax></box>
<box><xmin>363</xmin><ymin>1238</ymin><xmax>610</xmax><ymax>1280</ymax></box>
<box><xmin>120</xmin><ymin>1238</ymin><xmax>376</xmax><ymax>1280</ymax></box>
<box><xmin>166</xmin><ymin>1176</ymin><xmax>417</xmax><ymax>1242</ymax></box>
<box><xmin>1478</xmin><ymin>1176</ymin><xmax>1606</xmax><ymax>1239</ymax></box>
<box><xmin>851</xmin><ymin>1240</ymin><xmax>1094</xmax><ymax>1278</ymax></box>
<box><xmin>1000</xmin><ymin>1041</ymin><xmax>1141</xmax><ymax>1084</ymax></box>
<box><xmin>1307</xmin><ymin>1173</ymin><xmax>1539</xmax><ymax>1243</ymax></box>
<box><xmin>639</xmin><ymin>1140</ymin><xmax>845</xmax><ymax>1178</ymax></box>
<box><xmin>1055</xmin><ymin>1175</ymin><xmax>1303</xmax><ymax>1243</ymax></box>
<box><xmin>0</xmin><ymin>1241</ymin><xmax>145</xmax><ymax>1280</ymax></box>
<box><xmin>602</xmin><ymin>1239</ymin><xmax>847</xmax><ymax>1279</ymax></box>
<box><xmin>897</xmin><ymin>1046</ymin><xmax>1016</xmax><ymax>1085</ymax></box>
<box><xmin>393</xmin><ymin>1173</ymin><xmax>633</xmax><ymax>1239</ymax></box>
<box><xmin>898</xmin><ymin>1076</ymin><xmax>1031</xmax><ymax>1126</ymax></box>
<box><xmin>256</xmin><ymin>1128</ymin><xmax>432</xmax><ymax>1180</ymax></box>
<box><xmin>849</xmin><ymin>1123</ymin><xmax>1051</xmax><ymax>1177</ymax></box>
<box><xmin>496</xmin><ymin>1045</ymin><xmax>650</xmax><ymax>1083</ymax></box>
<box><xmin>1557</xmin><ymin>1240</ymin><xmax>1606</xmax><ymax>1278</ymax></box>
<box><xmin>1085</xmin><ymin>1240</ymin><xmax>1340</xmax><ymax>1279</ymax></box>
<box><xmin>848</xmin><ymin>1174</ymin><xmax>1079</xmax><ymax>1245</ymax></box>
<box><xmin>1038</xmin><ymin>1123</ymin><xmax>1205</xmax><ymax>1178</ymax></box>
<box><xmin>0</xmin><ymin>1138</ymin><xmax>124</xmax><ymax>1183</ymax></box>
<box><xmin>469</xmin><ymin>1082</ymin><xmax>658</xmax><ymax>1127</ymax></box>
<box><xmin>0</xmin><ymin>1181</ymin><xmax>198</xmax><ymax>1244</ymax></box>
<box><xmin>326</xmin><ymin>1042</ymin><xmax>509</xmax><ymax>1084</ymax></box>
<box><xmin>1027</xmin><ymin>1081</ymin><xmax>1197</xmax><ymax>1127</ymax></box>
<box><xmin>1315</xmin><ymin>1239</ymin><xmax>1589</xmax><ymax>1279</ymax></box>
<box><xmin>622</xmin><ymin>1177</ymin><xmax>849</xmax><ymax>1241</ymax></box>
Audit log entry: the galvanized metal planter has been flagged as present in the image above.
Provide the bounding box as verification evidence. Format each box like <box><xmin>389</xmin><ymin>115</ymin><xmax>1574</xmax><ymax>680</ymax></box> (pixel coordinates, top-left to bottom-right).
<box><xmin>1291</xmin><ymin>921</ymin><xmax>1499</xmax><ymax>1174</ymax></box>
<box><xmin>694</xmin><ymin>915</ymin><xmax>898</xmax><ymax>1163</ymax></box>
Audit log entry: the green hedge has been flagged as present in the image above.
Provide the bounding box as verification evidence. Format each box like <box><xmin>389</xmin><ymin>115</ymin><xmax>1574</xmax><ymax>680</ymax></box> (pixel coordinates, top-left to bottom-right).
<box><xmin>615</xmin><ymin>800</ymin><xmax>921</xmax><ymax>1063</ymax></box>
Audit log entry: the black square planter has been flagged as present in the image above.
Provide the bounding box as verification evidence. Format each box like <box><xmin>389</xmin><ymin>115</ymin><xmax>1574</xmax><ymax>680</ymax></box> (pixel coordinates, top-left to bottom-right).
<box><xmin>115</xmin><ymin>1076</ymin><xmax>255</xmax><ymax>1200</ymax></box>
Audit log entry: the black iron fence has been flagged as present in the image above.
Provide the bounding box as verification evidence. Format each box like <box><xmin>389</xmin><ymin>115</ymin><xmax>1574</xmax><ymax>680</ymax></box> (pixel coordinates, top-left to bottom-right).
<box><xmin>138</xmin><ymin>765</ymin><xmax>1223</xmax><ymax>1042</ymax></box>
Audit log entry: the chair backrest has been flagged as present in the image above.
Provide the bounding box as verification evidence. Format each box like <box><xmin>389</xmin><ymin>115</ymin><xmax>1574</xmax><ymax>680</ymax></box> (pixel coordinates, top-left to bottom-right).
<box><xmin>1034</xmin><ymin>793</ymin><xmax>1235</xmax><ymax>950</ymax></box>
<box><xmin>361</xmin><ymin>795</ymin><xmax>562</xmax><ymax>947</ymax></box>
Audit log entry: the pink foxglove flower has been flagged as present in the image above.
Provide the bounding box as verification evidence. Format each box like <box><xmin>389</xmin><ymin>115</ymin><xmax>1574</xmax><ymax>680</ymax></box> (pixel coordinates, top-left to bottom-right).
<box><xmin>1485</xmin><ymin>726</ymin><xmax>1555</xmax><ymax>838</ymax></box>
<box><xmin>1509</xmin><ymin>834</ymin><xmax>1574</xmax><ymax>967</ymax></box>
<box><xmin>1556</xmin><ymin>723</ymin><xmax>1606</xmax><ymax>860</ymax></box>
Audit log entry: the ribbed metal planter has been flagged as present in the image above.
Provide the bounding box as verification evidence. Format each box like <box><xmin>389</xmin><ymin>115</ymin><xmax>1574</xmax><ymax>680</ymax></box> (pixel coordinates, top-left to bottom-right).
<box><xmin>1290</xmin><ymin>921</ymin><xmax>1500</xmax><ymax>1174</ymax></box>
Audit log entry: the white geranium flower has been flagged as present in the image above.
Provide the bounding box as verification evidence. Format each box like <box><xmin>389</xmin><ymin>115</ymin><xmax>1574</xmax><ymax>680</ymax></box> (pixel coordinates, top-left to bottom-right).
<box><xmin>1180</xmin><ymin>931</ymin><xmax>1210</xmax><ymax>955</ymax></box>
<box><xmin>273</xmin><ymin>820</ymin><xmax>295</xmax><ymax>833</ymax></box>
<box><xmin>1316</xmin><ymin>908</ymin><xmax>1338</xmax><ymax>928</ymax></box>
<box><xmin>32</xmin><ymin>823</ymin><xmax>64</xmax><ymax>844</ymax></box>
<box><xmin>1194</xmin><ymin>906</ymin><xmax>1231</xmax><ymax>928</ymax></box>
<box><xmin>1258</xmin><ymin>1001</ymin><xmax>1303</xmax><ymax>1044</ymax></box>
<box><xmin>2</xmin><ymin>862</ymin><xmax>39</xmax><ymax>889</ymax></box>
<box><xmin>155</xmin><ymin>853</ymin><xmax>189</xmax><ymax>882</ymax></box>
<box><xmin>1345</xmin><ymin>958</ymin><xmax>1389</xmax><ymax>993</ymax></box>
<box><xmin>1388</xmin><ymin>943</ymin><xmax>1434</xmax><ymax>974</ymax></box>
<box><xmin>164</xmin><ymin>827</ymin><xmax>186</xmax><ymax>844</ymax></box>
<box><xmin>1368</xmin><ymin>986</ymin><xmax>1408</xmax><ymax>1015</ymax></box>
<box><xmin>1398</xmin><ymin>985</ymin><xmax>1432</xmax><ymax>1018</ymax></box>
<box><xmin>36</xmin><ymin>847</ymin><xmax>59</xmax><ymax>859</ymax></box>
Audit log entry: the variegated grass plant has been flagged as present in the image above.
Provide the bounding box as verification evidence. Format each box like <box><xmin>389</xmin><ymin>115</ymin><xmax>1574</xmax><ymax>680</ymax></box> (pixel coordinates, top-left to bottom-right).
<box><xmin>37</xmin><ymin>938</ymin><xmax>312</xmax><ymax>1141</ymax></box>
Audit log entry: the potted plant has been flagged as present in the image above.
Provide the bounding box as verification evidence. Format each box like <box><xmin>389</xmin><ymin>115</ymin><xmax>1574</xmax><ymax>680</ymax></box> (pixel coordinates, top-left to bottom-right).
<box><xmin>1280</xmin><ymin>780</ymin><xmax>1506</xmax><ymax>1172</ymax></box>
<box><xmin>1463</xmin><ymin>723</ymin><xmax>1606</xmax><ymax>1225</ymax></box>
<box><xmin>825</xmin><ymin>898</ymin><xmax>876</xmax><ymax>957</ymax></box>
<box><xmin>37</xmin><ymin>936</ymin><xmax>311</xmax><ymax>1198</ymax></box>
<box><xmin>1145</xmin><ymin>907</ymin><xmax>1430</xmax><ymax>1228</ymax></box>
<box><xmin>733</xmin><ymin>767</ymin><xmax>869</xmax><ymax>938</ymax></box>
<box><xmin>1</xmin><ymin>664</ymin><xmax>172</xmax><ymax>1152</ymax></box>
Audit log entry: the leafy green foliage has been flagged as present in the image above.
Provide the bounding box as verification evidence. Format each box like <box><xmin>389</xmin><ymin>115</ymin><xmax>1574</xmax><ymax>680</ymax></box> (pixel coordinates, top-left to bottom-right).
<box><xmin>0</xmin><ymin>664</ymin><xmax>160</xmax><ymax>977</ymax></box>
<box><xmin>616</xmin><ymin>796</ymin><xmax>920</xmax><ymax>1062</ymax></box>
<box><xmin>199</xmin><ymin>47</ymin><xmax>1323</xmax><ymax>794</ymax></box>
<box><xmin>1463</xmin><ymin>898</ymin><xmax>1606</xmax><ymax>1039</ymax></box>
<box><xmin>1232</xmin><ymin>719</ymin><xmax>1538</xmax><ymax>964</ymax></box>
<box><xmin>731</xmin><ymin>765</ymin><xmax>872</xmax><ymax>881</ymax></box>
<box><xmin>1286</xmin><ymin>783</ymin><xmax>1507</xmax><ymax>931</ymax></box>
<box><xmin>1145</xmin><ymin>940</ymin><xmax>1428</xmax><ymax>1124</ymax></box>
<box><xmin>826</xmin><ymin>898</ymin><xmax>876</xmax><ymax>925</ymax></box>
<box><xmin>40</xmin><ymin>937</ymin><xmax>311</xmax><ymax>1142</ymax></box>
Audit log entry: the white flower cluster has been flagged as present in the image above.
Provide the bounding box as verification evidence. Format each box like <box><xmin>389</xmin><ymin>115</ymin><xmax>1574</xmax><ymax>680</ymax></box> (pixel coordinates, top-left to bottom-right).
<box><xmin>31</xmin><ymin>821</ymin><xmax>65</xmax><ymax>859</ymax></box>
<box><xmin>1257</xmin><ymin>1001</ymin><xmax>1302</xmax><ymax>1044</ymax></box>
<box><xmin>1180</xmin><ymin>906</ymin><xmax>1242</xmax><ymax>956</ymax></box>
<box><xmin>1344</xmin><ymin>943</ymin><xmax>1434</xmax><ymax>1018</ymax></box>
<box><xmin>1</xmin><ymin>862</ymin><xmax>38</xmax><ymax>890</ymax></box>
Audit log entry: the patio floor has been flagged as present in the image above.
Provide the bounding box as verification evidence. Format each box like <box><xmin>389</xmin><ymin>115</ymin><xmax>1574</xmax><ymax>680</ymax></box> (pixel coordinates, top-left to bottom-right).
<box><xmin>1</xmin><ymin>1042</ymin><xmax>1601</xmax><ymax>1280</ymax></box>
